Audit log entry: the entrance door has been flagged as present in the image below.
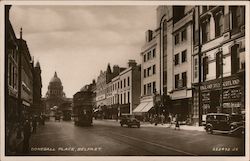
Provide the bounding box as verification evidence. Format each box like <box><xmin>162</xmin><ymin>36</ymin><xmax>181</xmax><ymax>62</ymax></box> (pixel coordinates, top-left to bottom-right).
<box><xmin>210</xmin><ymin>90</ymin><xmax>220</xmax><ymax>113</ymax></box>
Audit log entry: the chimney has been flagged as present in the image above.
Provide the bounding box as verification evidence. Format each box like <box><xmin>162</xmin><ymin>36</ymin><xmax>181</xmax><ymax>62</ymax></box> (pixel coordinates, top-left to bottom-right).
<box><xmin>145</xmin><ymin>30</ymin><xmax>153</xmax><ymax>42</ymax></box>
<box><xmin>128</xmin><ymin>60</ymin><xmax>137</xmax><ymax>68</ymax></box>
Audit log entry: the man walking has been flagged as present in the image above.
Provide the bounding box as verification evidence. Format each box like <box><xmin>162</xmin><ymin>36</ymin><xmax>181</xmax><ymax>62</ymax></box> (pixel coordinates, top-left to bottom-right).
<box><xmin>23</xmin><ymin>119</ymin><xmax>31</xmax><ymax>153</ymax></box>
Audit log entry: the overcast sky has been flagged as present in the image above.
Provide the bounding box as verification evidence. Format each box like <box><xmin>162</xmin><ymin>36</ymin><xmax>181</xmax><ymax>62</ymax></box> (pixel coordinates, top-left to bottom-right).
<box><xmin>10</xmin><ymin>5</ymin><xmax>157</xmax><ymax>98</ymax></box>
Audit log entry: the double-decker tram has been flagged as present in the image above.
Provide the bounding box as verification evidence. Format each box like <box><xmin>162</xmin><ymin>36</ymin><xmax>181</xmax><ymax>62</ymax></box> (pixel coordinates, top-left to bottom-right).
<box><xmin>73</xmin><ymin>90</ymin><xmax>93</xmax><ymax>126</ymax></box>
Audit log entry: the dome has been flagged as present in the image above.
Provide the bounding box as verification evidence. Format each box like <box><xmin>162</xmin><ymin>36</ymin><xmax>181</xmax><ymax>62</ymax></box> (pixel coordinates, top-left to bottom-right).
<box><xmin>50</xmin><ymin>71</ymin><xmax>62</xmax><ymax>84</ymax></box>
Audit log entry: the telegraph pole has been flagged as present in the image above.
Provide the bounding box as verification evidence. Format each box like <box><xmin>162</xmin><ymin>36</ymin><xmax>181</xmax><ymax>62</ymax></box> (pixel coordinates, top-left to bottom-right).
<box><xmin>220</xmin><ymin>49</ymin><xmax>224</xmax><ymax>113</ymax></box>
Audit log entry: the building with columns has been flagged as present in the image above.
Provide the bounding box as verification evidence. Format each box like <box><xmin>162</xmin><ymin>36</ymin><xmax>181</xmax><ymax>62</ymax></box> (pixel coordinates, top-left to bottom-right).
<box><xmin>44</xmin><ymin>72</ymin><xmax>72</xmax><ymax>116</ymax></box>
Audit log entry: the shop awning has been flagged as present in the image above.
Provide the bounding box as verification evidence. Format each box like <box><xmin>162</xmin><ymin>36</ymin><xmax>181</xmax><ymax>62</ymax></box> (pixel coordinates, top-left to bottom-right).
<box><xmin>133</xmin><ymin>102</ymin><xmax>148</xmax><ymax>113</ymax></box>
<box><xmin>140</xmin><ymin>101</ymin><xmax>153</xmax><ymax>113</ymax></box>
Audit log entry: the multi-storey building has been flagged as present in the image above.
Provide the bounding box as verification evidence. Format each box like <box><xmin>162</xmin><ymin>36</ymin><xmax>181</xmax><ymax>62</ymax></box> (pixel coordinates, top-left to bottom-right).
<box><xmin>133</xmin><ymin>29</ymin><xmax>161</xmax><ymax>116</ymax></box>
<box><xmin>96</xmin><ymin>70</ymin><xmax>108</xmax><ymax>109</ymax></box>
<box><xmin>33</xmin><ymin>61</ymin><xmax>43</xmax><ymax>114</ymax></box>
<box><xmin>192</xmin><ymin>6</ymin><xmax>245</xmax><ymax>124</ymax></box>
<box><xmin>18</xmin><ymin>35</ymin><xmax>34</xmax><ymax>114</ymax></box>
<box><xmin>5</xmin><ymin>5</ymin><xmax>20</xmax><ymax>155</ymax></box>
<box><xmin>157</xmin><ymin>6</ymin><xmax>195</xmax><ymax>121</ymax></box>
<box><xmin>118</xmin><ymin>60</ymin><xmax>141</xmax><ymax>115</ymax></box>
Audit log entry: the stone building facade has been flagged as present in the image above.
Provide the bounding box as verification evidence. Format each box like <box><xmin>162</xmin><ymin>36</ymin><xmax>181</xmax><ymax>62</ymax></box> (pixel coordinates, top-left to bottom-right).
<box><xmin>192</xmin><ymin>6</ymin><xmax>245</xmax><ymax>124</ymax></box>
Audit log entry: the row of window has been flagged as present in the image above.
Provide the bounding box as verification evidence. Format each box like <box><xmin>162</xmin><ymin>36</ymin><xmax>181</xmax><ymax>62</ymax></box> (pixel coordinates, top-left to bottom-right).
<box><xmin>143</xmin><ymin>81</ymin><xmax>156</xmax><ymax>95</ymax></box>
<box><xmin>201</xmin><ymin>6</ymin><xmax>244</xmax><ymax>44</ymax></box>
<box><xmin>174</xmin><ymin>29</ymin><xmax>187</xmax><ymax>45</ymax></box>
<box><xmin>174</xmin><ymin>50</ymin><xmax>187</xmax><ymax>65</ymax></box>
<box><xmin>107</xmin><ymin>77</ymin><xmax>130</xmax><ymax>94</ymax></box>
<box><xmin>143</xmin><ymin>65</ymin><xmax>156</xmax><ymax>78</ymax></box>
<box><xmin>110</xmin><ymin>91</ymin><xmax>130</xmax><ymax>105</ymax></box>
<box><xmin>201</xmin><ymin>44</ymin><xmax>245</xmax><ymax>81</ymax></box>
<box><xmin>143</xmin><ymin>48</ymin><xmax>156</xmax><ymax>62</ymax></box>
<box><xmin>175</xmin><ymin>72</ymin><xmax>187</xmax><ymax>89</ymax></box>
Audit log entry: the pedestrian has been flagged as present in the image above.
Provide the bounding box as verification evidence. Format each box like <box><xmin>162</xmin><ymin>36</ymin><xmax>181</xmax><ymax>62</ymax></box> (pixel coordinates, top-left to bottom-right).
<box><xmin>32</xmin><ymin>116</ymin><xmax>37</xmax><ymax>133</ymax></box>
<box><xmin>160</xmin><ymin>114</ymin><xmax>165</xmax><ymax>125</ymax></box>
<box><xmin>168</xmin><ymin>114</ymin><xmax>174</xmax><ymax>128</ymax></box>
<box><xmin>23</xmin><ymin>119</ymin><xmax>31</xmax><ymax>153</ymax></box>
<box><xmin>175</xmin><ymin>114</ymin><xmax>180</xmax><ymax>130</ymax></box>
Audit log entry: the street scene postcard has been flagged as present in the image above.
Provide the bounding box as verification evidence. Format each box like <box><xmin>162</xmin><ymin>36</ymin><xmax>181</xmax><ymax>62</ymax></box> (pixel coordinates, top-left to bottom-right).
<box><xmin>1</xmin><ymin>1</ymin><xmax>249</xmax><ymax>161</ymax></box>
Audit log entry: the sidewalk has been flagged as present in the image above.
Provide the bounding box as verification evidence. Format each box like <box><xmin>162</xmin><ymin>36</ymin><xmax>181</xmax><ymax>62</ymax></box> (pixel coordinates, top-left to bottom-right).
<box><xmin>141</xmin><ymin>122</ymin><xmax>205</xmax><ymax>132</ymax></box>
<box><xmin>102</xmin><ymin>119</ymin><xmax>205</xmax><ymax>132</ymax></box>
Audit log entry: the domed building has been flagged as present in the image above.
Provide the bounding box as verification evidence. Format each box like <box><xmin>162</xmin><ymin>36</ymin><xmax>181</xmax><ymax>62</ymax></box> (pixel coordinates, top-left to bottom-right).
<box><xmin>44</xmin><ymin>71</ymin><xmax>72</xmax><ymax>117</ymax></box>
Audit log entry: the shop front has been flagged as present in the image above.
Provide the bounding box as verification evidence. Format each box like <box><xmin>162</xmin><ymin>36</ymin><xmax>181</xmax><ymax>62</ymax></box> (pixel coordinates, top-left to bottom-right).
<box><xmin>200</xmin><ymin>74</ymin><xmax>245</xmax><ymax>115</ymax></box>
<box><xmin>171</xmin><ymin>98</ymin><xmax>192</xmax><ymax>122</ymax></box>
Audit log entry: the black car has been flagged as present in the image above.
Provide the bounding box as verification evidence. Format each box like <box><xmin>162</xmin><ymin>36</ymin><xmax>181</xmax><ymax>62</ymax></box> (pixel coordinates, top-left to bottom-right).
<box><xmin>205</xmin><ymin>113</ymin><xmax>245</xmax><ymax>136</ymax></box>
<box><xmin>120</xmin><ymin>115</ymin><xmax>140</xmax><ymax>128</ymax></box>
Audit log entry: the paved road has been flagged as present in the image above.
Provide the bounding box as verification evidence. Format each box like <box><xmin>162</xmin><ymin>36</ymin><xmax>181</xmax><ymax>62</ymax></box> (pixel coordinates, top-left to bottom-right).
<box><xmin>27</xmin><ymin>119</ymin><xmax>244</xmax><ymax>156</ymax></box>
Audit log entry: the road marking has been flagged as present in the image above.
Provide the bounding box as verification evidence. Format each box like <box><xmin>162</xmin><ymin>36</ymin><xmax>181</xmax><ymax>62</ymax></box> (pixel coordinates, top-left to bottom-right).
<box><xmin>110</xmin><ymin>132</ymin><xmax>197</xmax><ymax>156</ymax></box>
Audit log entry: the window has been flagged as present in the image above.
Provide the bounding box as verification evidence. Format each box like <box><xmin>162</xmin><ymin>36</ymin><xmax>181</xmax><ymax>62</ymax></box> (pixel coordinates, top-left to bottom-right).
<box><xmin>153</xmin><ymin>65</ymin><xmax>156</xmax><ymax>74</ymax></box>
<box><xmin>175</xmin><ymin>33</ymin><xmax>180</xmax><ymax>45</ymax></box>
<box><xmin>194</xmin><ymin>58</ymin><xmax>198</xmax><ymax>79</ymax></box>
<box><xmin>175</xmin><ymin>54</ymin><xmax>179</xmax><ymax>65</ymax></box>
<box><xmin>216</xmin><ymin>52</ymin><xmax>222</xmax><ymax>78</ymax></box>
<box><xmin>124</xmin><ymin>93</ymin><xmax>126</xmax><ymax>104</ymax></box>
<box><xmin>202</xmin><ymin>6</ymin><xmax>208</xmax><ymax>13</ymax></box>
<box><xmin>203</xmin><ymin>56</ymin><xmax>209</xmax><ymax>80</ymax></box>
<box><xmin>120</xmin><ymin>94</ymin><xmax>123</xmax><ymax>104</ymax></box>
<box><xmin>147</xmin><ymin>83</ymin><xmax>152</xmax><ymax>95</ymax></box>
<box><xmin>144</xmin><ymin>84</ymin><xmax>146</xmax><ymax>95</ymax></box>
<box><xmin>118</xmin><ymin>94</ymin><xmax>120</xmax><ymax>103</ymax></box>
<box><xmin>118</xmin><ymin>82</ymin><xmax>119</xmax><ymax>89</ymax></box>
<box><xmin>120</xmin><ymin>81</ymin><xmax>123</xmax><ymax>89</ymax></box>
<box><xmin>127</xmin><ymin>77</ymin><xmax>130</xmax><ymax>86</ymax></box>
<box><xmin>175</xmin><ymin>74</ymin><xmax>179</xmax><ymax>89</ymax></box>
<box><xmin>152</xmin><ymin>49</ymin><xmax>156</xmax><ymax>58</ymax></box>
<box><xmin>215</xmin><ymin>14</ymin><xmax>224</xmax><ymax>37</ymax></box>
<box><xmin>144</xmin><ymin>54</ymin><xmax>147</xmax><ymax>62</ymax></box>
<box><xmin>231</xmin><ymin>44</ymin><xmax>240</xmax><ymax>74</ymax></box>
<box><xmin>147</xmin><ymin>67</ymin><xmax>152</xmax><ymax>76</ymax></box>
<box><xmin>181</xmin><ymin>29</ymin><xmax>187</xmax><ymax>41</ymax></box>
<box><xmin>152</xmin><ymin>81</ymin><xmax>156</xmax><ymax>93</ymax></box>
<box><xmin>231</xmin><ymin>6</ymin><xmax>242</xmax><ymax>31</ymax></box>
<box><xmin>147</xmin><ymin>51</ymin><xmax>152</xmax><ymax>60</ymax></box>
<box><xmin>181</xmin><ymin>50</ymin><xmax>187</xmax><ymax>63</ymax></box>
<box><xmin>182</xmin><ymin>72</ymin><xmax>187</xmax><ymax>87</ymax></box>
<box><xmin>144</xmin><ymin>69</ymin><xmax>146</xmax><ymax>78</ymax></box>
<box><xmin>202</xmin><ymin>21</ymin><xmax>210</xmax><ymax>43</ymax></box>
<box><xmin>128</xmin><ymin>92</ymin><xmax>130</xmax><ymax>103</ymax></box>
<box><xmin>124</xmin><ymin>79</ymin><xmax>126</xmax><ymax>88</ymax></box>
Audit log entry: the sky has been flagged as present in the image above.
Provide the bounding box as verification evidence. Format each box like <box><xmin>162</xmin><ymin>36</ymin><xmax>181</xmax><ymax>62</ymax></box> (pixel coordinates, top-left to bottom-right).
<box><xmin>10</xmin><ymin>5</ymin><xmax>157</xmax><ymax>98</ymax></box>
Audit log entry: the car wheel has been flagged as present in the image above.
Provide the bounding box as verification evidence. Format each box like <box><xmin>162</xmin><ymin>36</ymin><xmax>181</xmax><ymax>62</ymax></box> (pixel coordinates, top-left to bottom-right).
<box><xmin>137</xmin><ymin>124</ymin><xmax>140</xmax><ymax>128</ymax></box>
<box><xmin>120</xmin><ymin>124</ymin><xmax>123</xmax><ymax>127</ymax></box>
<box><xmin>206</xmin><ymin>126</ymin><xmax>213</xmax><ymax>134</ymax></box>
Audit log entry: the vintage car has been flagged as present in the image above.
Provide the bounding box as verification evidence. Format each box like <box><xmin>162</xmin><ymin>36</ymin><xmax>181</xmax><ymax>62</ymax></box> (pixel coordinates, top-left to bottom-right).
<box><xmin>205</xmin><ymin>113</ymin><xmax>245</xmax><ymax>136</ymax></box>
<box><xmin>120</xmin><ymin>114</ymin><xmax>140</xmax><ymax>128</ymax></box>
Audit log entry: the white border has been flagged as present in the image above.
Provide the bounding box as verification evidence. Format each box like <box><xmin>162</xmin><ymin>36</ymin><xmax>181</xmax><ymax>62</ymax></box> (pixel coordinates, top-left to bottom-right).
<box><xmin>0</xmin><ymin>1</ymin><xmax>249</xmax><ymax>161</ymax></box>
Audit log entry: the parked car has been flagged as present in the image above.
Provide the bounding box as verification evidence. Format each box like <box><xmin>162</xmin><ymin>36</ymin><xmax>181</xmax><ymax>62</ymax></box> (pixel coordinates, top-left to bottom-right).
<box><xmin>120</xmin><ymin>114</ymin><xmax>140</xmax><ymax>128</ymax></box>
<box><xmin>55</xmin><ymin>114</ymin><xmax>61</xmax><ymax>121</ymax></box>
<box><xmin>204</xmin><ymin>113</ymin><xmax>245</xmax><ymax>136</ymax></box>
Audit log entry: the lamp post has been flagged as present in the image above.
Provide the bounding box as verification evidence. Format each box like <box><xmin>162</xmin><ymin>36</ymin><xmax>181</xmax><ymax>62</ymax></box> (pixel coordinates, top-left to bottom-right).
<box><xmin>220</xmin><ymin>49</ymin><xmax>224</xmax><ymax>113</ymax></box>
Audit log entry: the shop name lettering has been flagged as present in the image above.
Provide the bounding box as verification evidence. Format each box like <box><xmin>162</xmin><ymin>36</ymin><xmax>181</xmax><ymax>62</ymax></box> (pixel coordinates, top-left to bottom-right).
<box><xmin>201</xmin><ymin>79</ymin><xmax>240</xmax><ymax>91</ymax></box>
